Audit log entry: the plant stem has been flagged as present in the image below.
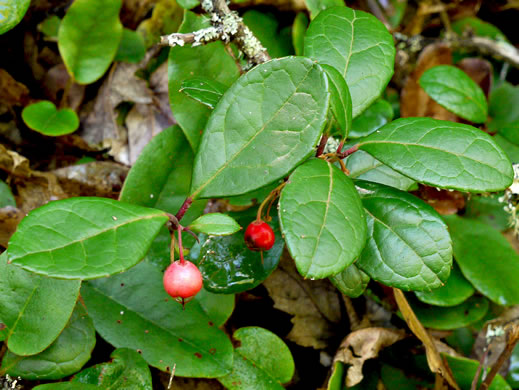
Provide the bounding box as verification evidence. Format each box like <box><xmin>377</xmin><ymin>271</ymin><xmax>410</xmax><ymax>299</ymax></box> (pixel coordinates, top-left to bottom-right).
<box><xmin>256</xmin><ymin>182</ymin><xmax>286</xmax><ymax>222</ymax></box>
<box><xmin>316</xmin><ymin>134</ymin><xmax>329</xmax><ymax>157</ymax></box>
<box><xmin>177</xmin><ymin>225</ymin><xmax>185</xmax><ymax>264</ymax></box>
<box><xmin>175</xmin><ymin>197</ymin><xmax>193</xmax><ymax>221</ymax></box>
<box><xmin>337</xmin><ymin>144</ymin><xmax>359</xmax><ymax>159</ymax></box>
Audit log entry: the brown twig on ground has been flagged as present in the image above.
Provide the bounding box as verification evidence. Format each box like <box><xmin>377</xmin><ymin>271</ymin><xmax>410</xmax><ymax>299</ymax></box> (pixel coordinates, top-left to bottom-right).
<box><xmin>160</xmin><ymin>0</ymin><xmax>270</xmax><ymax>65</ymax></box>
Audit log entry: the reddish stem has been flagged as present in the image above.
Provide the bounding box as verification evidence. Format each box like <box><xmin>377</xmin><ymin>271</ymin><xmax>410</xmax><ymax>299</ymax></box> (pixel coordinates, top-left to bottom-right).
<box><xmin>177</xmin><ymin>225</ymin><xmax>185</xmax><ymax>264</ymax></box>
<box><xmin>316</xmin><ymin>135</ymin><xmax>329</xmax><ymax>157</ymax></box>
<box><xmin>175</xmin><ymin>197</ymin><xmax>193</xmax><ymax>221</ymax></box>
<box><xmin>337</xmin><ymin>144</ymin><xmax>359</xmax><ymax>159</ymax></box>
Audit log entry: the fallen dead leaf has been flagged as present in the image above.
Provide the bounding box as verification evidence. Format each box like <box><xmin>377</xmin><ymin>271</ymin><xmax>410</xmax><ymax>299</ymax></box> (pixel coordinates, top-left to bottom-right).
<box><xmin>0</xmin><ymin>206</ymin><xmax>25</xmax><ymax>248</ymax></box>
<box><xmin>42</xmin><ymin>64</ymin><xmax>85</xmax><ymax>111</ymax></box>
<box><xmin>333</xmin><ymin>327</ymin><xmax>406</xmax><ymax>387</ymax></box>
<box><xmin>263</xmin><ymin>251</ymin><xmax>342</xmax><ymax>349</ymax></box>
<box><xmin>457</xmin><ymin>58</ymin><xmax>493</xmax><ymax>98</ymax></box>
<box><xmin>0</xmin><ymin>69</ymin><xmax>30</xmax><ymax>107</ymax></box>
<box><xmin>413</xmin><ymin>185</ymin><xmax>465</xmax><ymax>215</ymax></box>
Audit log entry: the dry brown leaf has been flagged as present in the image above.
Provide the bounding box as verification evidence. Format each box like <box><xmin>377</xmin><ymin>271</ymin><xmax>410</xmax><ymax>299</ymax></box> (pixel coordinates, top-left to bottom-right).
<box><xmin>158</xmin><ymin>372</ymin><xmax>225</xmax><ymax>390</ymax></box>
<box><xmin>262</xmin><ymin>251</ymin><xmax>341</xmax><ymax>349</ymax></box>
<box><xmin>457</xmin><ymin>58</ymin><xmax>493</xmax><ymax>98</ymax></box>
<box><xmin>333</xmin><ymin>327</ymin><xmax>406</xmax><ymax>387</ymax></box>
<box><xmin>0</xmin><ymin>206</ymin><xmax>25</xmax><ymax>248</ymax></box>
<box><xmin>400</xmin><ymin>43</ymin><xmax>458</xmax><ymax>121</ymax></box>
<box><xmin>413</xmin><ymin>185</ymin><xmax>465</xmax><ymax>215</ymax></box>
<box><xmin>393</xmin><ymin>288</ymin><xmax>460</xmax><ymax>390</ymax></box>
<box><xmin>42</xmin><ymin>64</ymin><xmax>85</xmax><ymax>111</ymax></box>
<box><xmin>0</xmin><ymin>69</ymin><xmax>29</xmax><ymax>107</ymax></box>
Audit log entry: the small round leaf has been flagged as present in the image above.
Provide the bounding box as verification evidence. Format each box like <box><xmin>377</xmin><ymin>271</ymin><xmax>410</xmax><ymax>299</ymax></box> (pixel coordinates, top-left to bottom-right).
<box><xmin>22</xmin><ymin>101</ymin><xmax>79</xmax><ymax>136</ymax></box>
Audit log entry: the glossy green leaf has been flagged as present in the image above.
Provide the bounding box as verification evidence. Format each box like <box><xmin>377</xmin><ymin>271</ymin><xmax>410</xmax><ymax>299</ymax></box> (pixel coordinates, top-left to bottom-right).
<box><xmin>304</xmin><ymin>6</ymin><xmax>395</xmax><ymax>117</ymax></box>
<box><xmin>464</xmin><ymin>193</ymin><xmax>510</xmax><ymax>232</ymax></box>
<box><xmin>355</xmin><ymin>180</ymin><xmax>452</xmax><ymax>291</ymax></box>
<box><xmin>444</xmin><ymin>354</ymin><xmax>511</xmax><ymax>390</ymax></box>
<box><xmin>346</xmin><ymin>150</ymin><xmax>416</xmax><ymax>191</ymax></box>
<box><xmin>22</xmin><ymin>101</ymin><xmax>79</xmax><ymax>136</ymax></box>
<box><xmin>72</xmin><ymin>348</ymin><xmax>152</xmax><ymax>389</ymax></box>
<box><xmin>305</xmin><ymin>0</ymin><xmax>344</xmax><ymax>18</ymax></box>
<box><xmin>0</xmin><ymin>304</ymin><xmax>95</xmax><ymax>380</ymax></box>
<box><xmin>58</xmin><ymin>0</ymin><xmax>123</xmax><ymax>84</ymax></box>
<box><xmin>452</xmin><ymin>17</ymin><xmax>507</xmax><ymax>41</ymax></box>
<box><xmin>190</xmin><ymin>215</ymin><xmax>283</xmax><ymax>294</ymax></box>
<box><xmin>349</xmin><ymin>99</ymin><xmax>393</xmax><ymax>139</ymax></box>
<box><xmin>243</xmin><ymin>11</ymin><xmax>292</xmax><ymax>58</ymax></box>
<box><xmin>191</xmin><ymin>57</ymin><xmax>329</xmax><ymax>199</ymax></box>
<box><xmin>292</xmin><ymin>13</ymin><xmax>308</xmax><ymax>56</ymax></box>
<box><xmin>81</xmin><ymin>261</ymin><xmax>234</xmax><ymax>378</ymax></box>
<box><xmin>0</xmin><ymin>0</ymin><xmax>30</xmax><ymax>34</ymax></box>
<box><xmin>168</xmin><ymin>11</ymin><xmax>239</xmax><ymax>150</ymax></box>
<box><xmin>226</xmin><ymin>181</ymin><xmax>280</xmax><ymax>207</ymax></box>
<box><xmin>494</xmin><ymin>133</ymin><xmax>519</xmax><ymax>162</ymax></box>
<box><xmin>415</xmin><ymin>264</ymin><xmax>474</xmax><ymax>307</ymax></box>
<box><xmin>0</xmin><ymin>179</ymin><xmax>15</xmax><ymax>207</ymax></box>
<box><xmin>329</xmin><ymin>264</ymin><xmax>369</xmax><ymax>298</ymax></box>
<box><xmin>180</xmin><ymin>77</ymin><xmax>227</xmax><ymax>109</ymax></box>
<box><xmin>444</xmin><ymin>215</ymin><xmax>519</xmax><ymax>305</ymax></box>
<box><xmin>419</xmin><ymin>65</ymin><xmax>488</xmax><ymax>123</ymax></box>
<box><xmin>8</xmin><ymin>197</ymin><xmax>168</xmax><ymax>279</ymax></box>
<box><xmin>279</xmin><ymin>159</ymin><xmax>367</xmax><ymax>279</ymax></box>
<box><xmin>384</xmin><ymin>0</ymin><xmax>407</xmax><ymax>28</ymax></box>
<box><xmin>114</xmin><ymin>28</ymin><xmax>145</xmax><ymax>63</ymax></box>
<box><xmin>218</xmin><ymin>327</ymin><xmax>294</xmax><ymax>389</ymax></box>
<box><xmin>412</xmin><ymin>296</ymin><xmax>488</xmax><ymax>330</ymax></box>
<box><xmin>33</xmin><ymin>384</ymin><xmax>99</xmax><ymax>390</ymax></box>
<box><xmin>189</xmin><ymin>213</ymin><xmax>241</xmax><ymax>236</ymax></box>
<box><xmin>38</xmin><ymin>15</ymin><xmax>61</xmax><ymax>39</ymax></box>
<box><xmin>489</xmin><ymin>82</ymin><xmax>519</xmax><ymax>124</ymax></box>
<box><xmin>359</xmin><ymin>117</ymin><xmax>514</xmax><ymax>192</ymax></box>
<box><xmin>321</xmin><ymin>64</ymin><xmax>352</xmax><ymax>138</ymax></box>
<box><xmin>0</xmin><ymin>253</ymin><xmax>80</xmax><ymax>356</ymax></box>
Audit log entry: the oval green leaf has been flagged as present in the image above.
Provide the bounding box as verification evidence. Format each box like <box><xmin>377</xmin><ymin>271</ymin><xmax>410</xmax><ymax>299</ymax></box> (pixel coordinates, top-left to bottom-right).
<box><xmin>349</xmin><ymin>99</ymin><xmax>393</xmax><ymax>139</ymax></box>
<box><xmin>452</xmin><ymin>17</ymin><xmax>507</xmax><ymax>41</ymax></box>
<box><xmin>0</xmin><ymin>0</ymin><xmax>30</xmax><ymax>35</ymax></box>
<box><xmin>359</xmin><ymin>117</ymin><xmax>514</xmax><ymax>192</ymax></box>
<box><xmin>305</xmin><ymin>0</ymin><xmax>344</xmax><ymax>19</ymax></box>
<box><xmin>329</xmin><ymin>263</ymin><xmax>369</xmax><ymax>298</ymax></box>
<box><xmin>419</xmin><ymin>65</ymin><xmax>488</xmax><ymax>123</ymax></box>
<box><xmin>415</xmin><ymin>263</ymin><xmax>474</xmax><ymax>307</ymax></box>
<box><xmin>22</xmin><ymin>101</ymin><xmax>79</xmax><ymax>136</ymax></box>
<box><xmin>8</xmin><ymin>197</ymin><xmax>168</xmax><ymax>279</ymax></box>
<box><xmin>292</xmin><ymin>13</ymin><xmax>309</xmax><ymax>56</ymax></box>
<box><xmin>189</xmin><ymin>213</ymin><xmax>241</xmax><ymax>236</ymax></box>
<box><xmin>304</xmin><ymin>6</ymin><xmax>395</xmax><ymax>117</ymax></box>
<box><xmin>0</xmin><ymin>179</ymin><xmax>15</xmax><ymax>207</ymax></box>
<box><xmin>168</xmin><ymin>11</ymin><xmax>240</xmax><ymax>151</ymax></box>
<box><xmin>190</xmin><ymin>215</ymin><xmax>284</xmax><ymax>294</ymax></box>
<box><xmin>355</xmin><ymin>180</ymin><xmax>452</xmax><ymax>291</ymax></box>
<box><xmin>71</xmin><ymin>348</ymin><xmax>152</xmax><ymax>389</ymax></box>
<box><xmin>180</xmin><ymin>77</ymin><xmax>227</xmax><ymax>109</ymax></box>
<box><xmin>444</xmin><ymin>215</ymin><xmax>519</xmax><ymax>305</ymax></box>
<box><xmin>321</xmin><ymin>64</ymin><xmax>352</xmax><ymax>138</ymax></box>
<box><xmin>58</xmin><ymin>0</ymin><xmax>123</xmax><ymax>84</ymax></box>
<box><xmin>218</xmin><ymin>327</ymin><xmax>295</xmax><ymax>389</ymax></box>
<box><xmin>0</xmin><ymin>304</ymin><xmax>95</xmax><ymax>380</ymax></box>
<box><xmin>346</xmin><ymin>150</ymin><xmax>416</xmax><ymax>191</ymax></box>
<box><xmin>444</xmin><ymin>354</ymin><xmax>511</xmax><ymax>390</ymax></box>
<box><xmin>489</xmin><ymin>82</ymin><xmax>519</xmax><ymax>124</ymax></box>
<box><xmin>411</xmin><ymin>296</ymin><xmax>488</xmax><ymax>330</ymax></box>
<box><xmin>0</xmin><ymin>253</ymin><xmax>80</xmax><ymax>356</ymax></box>
<box><xmin>81</xmin><ymin>261</ymin><xmax>233</xmax><ymax>378</ymax></box>
<box><xmin>464</xmin><ymin>194</ymin><xmax>510</xmax><ymax>232</ymax></box>
<box><xmin>114</xmin><ymin>28</ymin><xmax>145</xmax><ymax>64</ymax></box>
<box><xmin>191</xmin><ymin>57</ymin><xmax>329</xmax><ymax>199</ymax></box>
<box><xmin>279</xmin><ymin>158</ymin><xmax>367</xmax><ymax>279</ymax></box>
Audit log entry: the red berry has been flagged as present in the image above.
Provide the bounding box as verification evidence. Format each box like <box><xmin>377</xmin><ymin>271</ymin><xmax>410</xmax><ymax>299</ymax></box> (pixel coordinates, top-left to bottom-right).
<box><xmin>244</xmin><ymin>220</ymin><xmax>275</xmax><ymax>251</ymax></box>
<box><xmin>163</xmin><ymin>260</ymin><xmax>203</xmax><ymax>299</ymax></box>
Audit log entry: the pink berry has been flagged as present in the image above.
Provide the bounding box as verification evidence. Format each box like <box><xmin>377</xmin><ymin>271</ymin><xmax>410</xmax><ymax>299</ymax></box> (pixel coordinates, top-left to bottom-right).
<box><xmin>163</xmin><ymin>260</ymin><xmax>203</xmax><ymax>299</ymax></box>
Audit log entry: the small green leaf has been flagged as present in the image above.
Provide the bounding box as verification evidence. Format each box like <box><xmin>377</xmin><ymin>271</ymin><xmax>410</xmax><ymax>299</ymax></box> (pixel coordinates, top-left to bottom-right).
<box><xmin>0</xmin><ymin>179</ymin><xmax>15</xmax><ymax>207</ymax></box>
<box><xmin>58</xmin><ymin>0</ymin><xmax>123</xmax><ymax>84</ymax></box>
<box><xmin>304</xmin><ymin>6</ymin><xmax>395</xmax><ymax>117</ymax></box>
<box><xmin>218</xmin><ymin>327</ymin><xmax>295</xmax><ymax>389</ymax></box>
<box><xmin>444</xmin><ymin>354</ymin><xmax>511</xmax><ymax>390</ymax></box>
<box><xmin>304</xmin><ymin>0</ymin><xmax>344</xmax><ymax>18</ymax></box>
<box><xmin>72</xmin><ymin>348</ymin><xmax>152</xmax><ymax>389</ymax></box>
<box><xmin>419</xmin><ymin>65</ymin><xmax>488</xmax><ymax>123</ymax></box>
<box><xmin>489</xmin><ymin>82</ymin><xmax>519</xmax><ymax>124</ymax></box>
<box><xmin>22</xmin><ymin>101</ymin><xmax>79</xmax><ymax>136</ymax></box>
<box><xmin>0</xmin><ymin>304</ymin><xmax>95</xmax><ymax>380</ymax></box>
<box><xmin>415</xmin><ymin>264</ymin><xmax>474</xmax><ymax>307</ymax></box>
<box><xmin>8</xmin><ymin>197</ymin><xmax>168</xmax><ymax>279</ymax></box>
<box><xmin>355</xmin><ymin>180</ymin><xmax>452</xmax><ymax>291</ymax></box>
<box><xmin>243</xmin><ymin>10</ymin><xmax>293</xmax><ymax>58</ymax></box>
<box><xmin>279</xmin><ymin>159</ymin><xmax>367</xmax><ymax>279</ymax></box>
<box><xmin>411</xmin><ymin>296</ymin><xmax>488</xmax><ymax>330</ymax></box>
<box><xmin>81</xmin><ymin>261</ymin><xmax>234</xmax><ymax>378</ymax></box>
<box><xmin>189</xmin><ymin>213</ymin><xmax>241</xmax><ymax>236</ymax></box>
<box><xmin>168</xmin><ymin>11</ymin><xmax>239</xmax><ymax>150</ymax></box>
<box><xmin>359</xmin><ymin>117</ymin><xmax>513</xmax><ymax>192</ymax></box>
<box><xmin>452</xmin><ymin>17</ymin><xmax>507</xmax><ymax>41</ymax></box>
<box><xmin>38</xmin><ymin>15</ymin><xmax>61</xmax><ymax>39</ymax></box>
<box><xmin>0</xmin><ymin>0</ymin><xmax>30</xmax><ymax>35</ymax></box>
<box><xmin>191</xmin><ymin>57</ymin><xmax>329</xmax><ymax>199</ymax></box>
<box><xmin>346</xmin><ymin>150</ymin><xmax>416</xmax><ymax>191</ymax></box>
<box><xmin>444</xmin><ymin>215</ymin><xmax>519</xmax><ymax>305</ymax></box>
<box><xmin>0</xmin><ymin>253</ymin><xmax>81</xmax><ymax>356</ymax></box>
<box><xmin>190</xmin><ymin>215</ymin><xmax>283</xmax><ymax>294</ymax></box>
<box><xmin>329</xmin><ymin>264</ymin><xmax>369</xmax><ymax>298</ymax></box>
<box><xmin>177</xmin><ymin>0</ymin><xmax>200</xmax><ymax>9</ymax></box>
<box><xmin>321</xmin><ymin>64</ymin><xmax>352</xmax><ymax>138</ymax></box>
<box><xmin>292</xmin><ymin>13</ymin><xmax>309</xmax><ymax>56</ymax></box>
<box><xmin>349</xmin><ymin>99</ymin><xmax>393</xmax><ymax>139</ymax></box>
<box><xmin>114</xmin><ymin>28</ymin><xmax>146</xmax><ymax>63</ymax></box>
<box><xmin>180</xmin><ymin>77</ymin><xmax>227</xmax><ymax>109</ymax></box>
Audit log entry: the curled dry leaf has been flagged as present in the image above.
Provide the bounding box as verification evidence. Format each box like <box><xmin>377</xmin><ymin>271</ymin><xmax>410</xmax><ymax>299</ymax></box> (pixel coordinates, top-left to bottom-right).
<box><xmin>333</xmin><ymin>327</ymin><xmax>406</xmax><ymax>387</ymax></box>
<box><xmin>412</xmin><ymin>185</ymin><xmax>466</xmax><ymax>215</ymax></box>
<box><xmin>0</xmin><ymin>206</ymin><xmax>25</xmax><ymax>248</ymax></box>
<box><xmin>262</xmin><ymin>251</ymin><xmax>341</xmax><ymax>349</ymax></box>
<box><xmin>400</xmin><ymin>43</ymin><xmax>458</xmax><ymax>121</ymax></box>
<box><xmin>0</xmin><ymin>69</ymin><xmax>30</xmax><ymax>107</ymax></box>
